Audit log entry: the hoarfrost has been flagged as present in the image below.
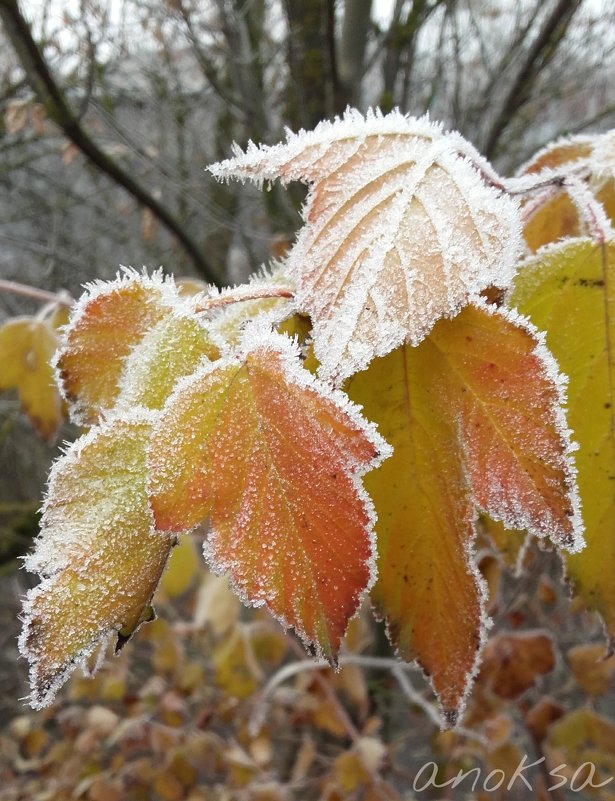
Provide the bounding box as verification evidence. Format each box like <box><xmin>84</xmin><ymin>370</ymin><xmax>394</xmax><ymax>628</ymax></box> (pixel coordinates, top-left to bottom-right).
<box><xmin>54</xmin><ymin>268</ymin><xmax>185</xmax><ymax>425</ymax></box>
<box><xmin>20</xmin><ymin>410</ymin><xmax>171</xmax><ymax>709</ymax></box>
<box><xmin>149</xmin><ymin>322</ymin><xmax>391</xmax><ymax>659</ymax></box>
<box><xmin>207</xmin><ymin>262</ymin><xmax>297</xmax><ymax>351</ymax></box>
<box><xmin>209</xmin><ymin>107</ymin><xmax>523</xmax><ymax>384</ymax></box>
<box><xmin>467</xmin><ymin>299</ymin><xmax>585</xmax><ymax>555</ymax></box>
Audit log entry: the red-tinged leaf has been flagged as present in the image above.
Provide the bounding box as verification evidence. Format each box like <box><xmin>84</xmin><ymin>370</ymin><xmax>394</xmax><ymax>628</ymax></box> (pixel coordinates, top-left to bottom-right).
<box><xmin>0</xmin><ymin>316</ymin><xmax>63</xmax><ymax>440</ymax></box>
<box><xmin>210</xmin><ymin>108</ymin><xmax>522</xmax><ymax>383</ymax></box>
<box><xmin>55</xmin><ymin>271</ymin><xmax>179</xmax><ymax>424</ymax></box>
<box><xmin>20</xmin><ymin>413</ymin><xmax>174</xmax><ymax>708</ymax></box>
<box><xmin>429</xmin><ymin>303</ymin><xmax>582</xmax><ymax>548</ymax></box>
<box><xmin>347</xmin><ymin>302</ymin><xmax>582</xmax><ymax>723</ymax></box>
<box><xmin>148</xmin><ymin>329</ymin><xmax>389</xmax><ymax>659</ymax></box>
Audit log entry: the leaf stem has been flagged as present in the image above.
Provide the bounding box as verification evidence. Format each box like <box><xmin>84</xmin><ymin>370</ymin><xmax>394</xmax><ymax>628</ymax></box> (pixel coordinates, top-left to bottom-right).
<box><xmin>194</xmin><ymin>284</ymin><xmax>294</xmax><ymax>313</ymax></box>
<box><xmin>0</xmin><ymin>278</ymin><xmax>73</xmax><ymax>307</ymax></box>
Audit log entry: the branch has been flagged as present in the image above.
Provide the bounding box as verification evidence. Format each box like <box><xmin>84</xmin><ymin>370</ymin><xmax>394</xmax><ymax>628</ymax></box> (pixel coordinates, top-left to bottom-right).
<box><xmin>483</xmin><ymin>0</ymin><xmax>583</xmax><ymax>159</ymax></box>
<box><xmin>0</xmin><ymin>0</ymin><xmax>221</xmax><ymax>285</ymax></box>
<box><xmin>0</xmin><ymin>278</ymin><xmax>73</xmax><ymax>307</ymax></box>
<box><xmin>249</xmin><ymin>652</ymin><xmax>491</xmax><ymax>743</ymax></box>
<box><xmin>194</xmin><ymin>284</ymin><xmax>294</xmax><ymax>313</ymax></box>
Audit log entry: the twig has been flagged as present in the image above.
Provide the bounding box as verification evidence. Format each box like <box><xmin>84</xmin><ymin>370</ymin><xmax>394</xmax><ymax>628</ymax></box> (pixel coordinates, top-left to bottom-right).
<box><xmin>483</xmin><ymin>0</ymin><xmax>583</xmax><ymax>159</ymax></box>
<box><xmin>0</xmin><ymin>0</ymin><xmax>221</xmax><ymax>285</ymax></box>
<box><xmin>249</xmin><ymin>652</ymin><xmax>489</xmax><ymax>744</ymax></box>
<box><xmin>0</xmin><ymin>278</ymin><xmax>73</xmax><ymax>307</ymax></box>
<box><xmin>194</xmin><ymin>285</ymin><xmax>294</xmax><ymax>313</ymax></box>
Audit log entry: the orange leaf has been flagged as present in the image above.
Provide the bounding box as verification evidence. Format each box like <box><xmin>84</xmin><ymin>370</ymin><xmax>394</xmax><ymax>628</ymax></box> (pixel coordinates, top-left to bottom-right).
<box><xmin>55</xmin><ymin>271</ymin><xmax>179</xmax><ymax>424</ymax></box>
<box><xmin>347</xmin><ymin>302</ymin><xmax>581</xmax><ymax>722</ymax></box>
<box><xmin>520</xmin><ymin>132</ymin><xmax>615</xmax><ymax>251</ymax></box>
<box><xmin>148</xmin><ymin>330</ymin><xmax>388</xmax><ymax>659</ymax></box>
<box><xmin>20</xmin><ymin>413</ymin><xmax>174</xmax><ymax>708</ymax></box>
<box><xmin>521</xmin><ymin>136</ymin><xmax>594</xmax><ymax>174</ymax></box>
<box><xmin>430</xmin><ymin>304</ymin><xmax>581</xmax><ymax>548</ymax></box>
<box><xmin>210</xmin><ymin>109</ymin><xmax>522</xmax><ymax>382</ymax></box>
<box><xmin>0</xmin><ymin>316</ymin><xmax>63</xmax><ymax>440</ymax></box>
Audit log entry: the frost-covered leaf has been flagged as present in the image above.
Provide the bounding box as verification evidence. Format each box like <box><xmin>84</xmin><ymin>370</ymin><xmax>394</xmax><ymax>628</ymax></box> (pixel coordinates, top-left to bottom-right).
<box><xmin>347</xmin><ymin>302</ymin><xmax>582</xmax><ymax>722</ymax></box>
<box><xmin>0</xmin><ymin>316</ymin><xmax>63</xmax><ymax>440</ymax></box>
<box><xmin>55</xmin><ymin>271</ymin><xmax>180</xmax><ymax>424</ymax></box>
<box><xmin>520</xmin><ymin>131</ymin><xmax>615</xmax><ymax>251</ymax></box>
<box><xmin>210</xmin><ymin>108</ymin><xmax>522</xmax><ymax>383</ymax></box>
<box><xmin>117</xmin><ymin>313</ymin><xmax>219</xmax><ymax>411</ymax></box>
<box><xmin>521</xmin><ymin>136</ymin><xmax>594</xmax><ymax>175</ymax></box>
<box><xmin>510</xmin><ymin>238</ymin><xmax>615</xmax><ymax>641</ymax></box>
<box><xmin>523</xmin><ymin>192</ymin><xmax>584</xmax><ymax>254</ymax></box>
<box><xmin>20</xmin><ymin>413</ymin><xmax>174</xmax><ymax>709</ymax></box>
<box><xmin>148</xmin><ymin>329</ymin><xmax>389</xmax><ymax>659</ymax></box>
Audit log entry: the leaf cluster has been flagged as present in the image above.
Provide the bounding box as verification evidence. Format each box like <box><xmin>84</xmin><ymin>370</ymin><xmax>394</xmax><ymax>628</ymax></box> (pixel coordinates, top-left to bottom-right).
<box><xmin>1</xmin><ymin>109</ymin><xmax>614</xmax><ymax>733</ymax></box>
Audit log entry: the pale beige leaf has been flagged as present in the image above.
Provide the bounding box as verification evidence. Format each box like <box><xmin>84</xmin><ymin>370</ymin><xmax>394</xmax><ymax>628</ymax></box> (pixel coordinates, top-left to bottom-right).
<box><xmin>210</xmin><ymin>108</ymin><xmax>522</xmax><ymax>382</ymax></box>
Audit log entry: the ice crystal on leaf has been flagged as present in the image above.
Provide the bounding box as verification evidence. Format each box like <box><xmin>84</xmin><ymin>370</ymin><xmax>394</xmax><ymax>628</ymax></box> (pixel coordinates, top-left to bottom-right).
<box><xmin>55</xmin><ymin>269</ymin><xmax>183</xmax><ymax>424</ymax></box>
<box><xmin>347</xmin><ymin>300</ymin><xmax>583</xmax><ymax>722</ymax></box>
<box><xmin>20</xmin><ymin>412</ymin><xmax>174</xmax><ymax>709</ymax></box>
<box><xmin>510</xmin><ymin>238</ymin><xmax>615</xmax><ymax>643</ymax></box>
<box><xmin>519</xmin><ymin>132</ymin><xmax>615</xmax><ymax>251</ymax></box>
<box><xmin>210</xmin><ymin>108</ymin><xmax>523</xmax><ymax>383</ymax></box>
<box><xmin>148</xmin><ymin>326</ymin><xmax>390</xmax><ymax>660</ymax></box>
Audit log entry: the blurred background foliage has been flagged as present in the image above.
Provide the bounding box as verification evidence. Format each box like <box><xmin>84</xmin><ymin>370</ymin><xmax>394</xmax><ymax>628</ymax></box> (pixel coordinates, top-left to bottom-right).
<box><xmin>1</xmin><ymin>0</ymin><xmax>615</xmax><ymax>798</ymax></box>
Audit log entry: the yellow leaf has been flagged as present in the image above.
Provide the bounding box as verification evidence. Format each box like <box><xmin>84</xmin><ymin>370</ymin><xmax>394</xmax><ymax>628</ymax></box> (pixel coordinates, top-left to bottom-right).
<box><xmin>0</xmin><ymin>316</ymin><xmax>63</xmax><ymax>440</ymax></box>
<box><xmin>347</xmin><ymin>302</ymin><xmax>581</xmax><ymax>721</ymax></box>
<box><xmin>568</xmin><ymin>643</ymin><xmax>615</xmax><ymax>697</ymax></box>
<box><xmin>480</xmin><ymin>516</ymin><xmax>529</xmax><ymax>573</ymax></box>
<box><xmin>545</xmin><ymin>708</ymin><xmax>615</xmax><ymax>793</ymax></box>
<box><xmin>520</xmin><ymin>133</ymin><xmax>615</xmax><ymax>252</ymax></box>
<box><xmin>193</xmin><ymin>572</ymin><xmax>241</xmax><ymax>636</ymax></box>
<box><xmin>213</xmin><ymin>625</ymin><xmax>260</xmax><ymax>698</ymax></box>
<box><xmin>117</xmin><ymin>312</ymin><xmax>218</xmax><ymax>411</ymax></box>
<box><xmin>160</xmin><ymin>535</ymin><xmax>200</xmax><ymax>599</ymax></box>
<box><xmin>20</xmin><ymin>413</ymin><xmax>174</xmax><ymax>708</ymax></box>
<box><xmin>509</xmin><ymin>238</ymin><xmax>615</xmax><ymax>640</ymax></box>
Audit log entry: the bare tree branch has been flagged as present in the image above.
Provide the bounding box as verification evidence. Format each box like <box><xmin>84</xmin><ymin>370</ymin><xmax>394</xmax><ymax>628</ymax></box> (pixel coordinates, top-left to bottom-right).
<box><xmin>0</xmin><ymin>0</ymin><xmax>221</xmax><ymax>284</ymax></box>
<box><xmin>483</xmin><ymin>0</ymin><xmax>583</xmax><ymax>159</ymax></box>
